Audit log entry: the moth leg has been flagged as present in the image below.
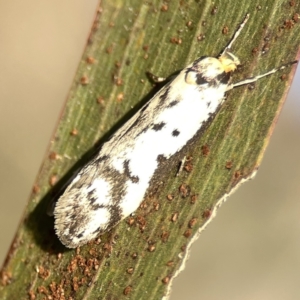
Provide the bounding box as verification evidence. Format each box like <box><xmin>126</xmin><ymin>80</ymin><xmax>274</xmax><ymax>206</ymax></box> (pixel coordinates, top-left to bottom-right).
<box><xmin>227</xmin><ymin>60</ymin><xmax>298</xmax><ymax>91</ymax></box>
<box><xmin>146</xmin><ymin>71</ymin><xmax>167</xmax><ymax>83</ymax></box>
<box><xmin>176</xmin><ymin>156</ymin><xmax>187</xmax><ymax>177</ymax></box>
<box><xmin>146</xmin><ymin>70</ymin><xmax>180</xmax><ymax>84</ymax></box>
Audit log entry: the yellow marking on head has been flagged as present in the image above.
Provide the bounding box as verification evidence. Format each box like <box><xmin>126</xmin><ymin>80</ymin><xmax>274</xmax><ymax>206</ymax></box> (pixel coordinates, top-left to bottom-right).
<box><xmin>219</xmin><ymin>51</ymin><xmax>240</xmax><ymax>73</ymax></box>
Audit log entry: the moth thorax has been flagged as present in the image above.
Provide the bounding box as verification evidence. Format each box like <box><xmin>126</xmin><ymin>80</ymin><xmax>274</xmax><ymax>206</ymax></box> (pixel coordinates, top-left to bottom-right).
<box><xmin>218</xmin><ymin>51</ymin><xmax>240</xmax><ymax>73</ymax></box>
<box><xmin>185</xmin><ymin>57</ymin><xmax>225</xmax><ymax>85</ymax></box>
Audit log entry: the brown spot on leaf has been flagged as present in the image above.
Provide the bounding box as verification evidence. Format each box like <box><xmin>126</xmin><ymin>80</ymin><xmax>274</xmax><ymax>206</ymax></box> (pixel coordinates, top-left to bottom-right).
<box><xmin>86</xmin><ymin>56</ymin><xmax>95</xmax><ymax>64</ymax></box>
<box><xmin>161</xmin><ymin>4</ymin><xmax>168</xmax><ymax>11</ymax></box>
<box><xmin>188</xmin><ymin>218</ymin><xmax>198</xmax><ymax>228</ymax></box>
<box><xmin>80</xmin><ymin>75</ymin><xmax>89</xmax><ymax>85</ymax></box>
<box><xmin>162</xmin><ymin>276</ymin><xmax>170</xmax><ymax>284</ymax></box>
<box><xmin>124</xmin><ymin>285</ymin><xmax>132</xmax><ymax>295</ymax></box>
<box><xmin>70</xmin><ymin>128</ymin><xmax>78</xmax><ymax>136</ymax></box>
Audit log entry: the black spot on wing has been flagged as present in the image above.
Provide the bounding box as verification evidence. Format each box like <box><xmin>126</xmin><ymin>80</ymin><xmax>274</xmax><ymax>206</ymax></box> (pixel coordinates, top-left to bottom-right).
<box><xmin>185</xmin><ymin>67</ymin><xmax>231</xmax><ymax>87</ymax></box>
<box><xmin>140</xmin><ymin>101</ymin><xmax>150</xmax><ymax>113</ymax></box>
<box><xmin>172</xmin><ymin>129</ymin><xmax>180</xmax><ymax>137</ymax></box>
<box><xmin>215</xmin><ymin>72</ymin><xmax>231</xmax><ymax>85</ymax></box>
<box><xmin>102</xmin><ymin>167</ymin><xmax>128</xmax><ymax>201</ymax></box>
<box><xmin>156</xmin><ymin>84</ymin><xmax>172</xmax><ymax>110</ymax></box>
<box><xmin>88</xmin><ymin>191</ymin><xmax>97</xmax><ymax>203</ymax></box>
<box><xmin>157</xmin><ymin>154</ymin><xmax>167</xmax><ymax>164</ymax></box>
<box><xmin>91</xmin><ymin>203</ymin><xmax>102</xmax><ymax>210</ymax></box>
<box><xmin>98</xmin><ymin>155</ymin><xmax>109</xmax><ymax>162</ymax></box>
<box><xmin>93</xmin><ymin>227</ymin><xmax>101</xmax><ymax>234</ymax></box>
<box><xmin>93</xmin><ymin>155</ymin><xmax>109</xmax><ymax>165</ymax></box>
<box><xmin>136</xmin><ymin>127</ymin><xmax>148</xmax><ymax>137</ymax></box>
<box><xmin>197</xmin><ymin>71</ymin><xmax>231</xmax><ymax>86</ymax></box>
<box><xmin>196</xmin><ymin>73</ymin><xmax>209</xmax><ymax>85</ymax></box>
<box><xmin>152</xmin><ymin>122</ymin><xmax>166</xmax><ymax>131</ymax></box>
<box><xmin>71</xmin><ymin>155</ymin><xmax>110</xmax><ymax>189</ymax></box>
<box><xmin>122</xmin><ymin>113</ymin><xmax>147</xmax><ymax>136</ymax></box>
<box><xmin>99</xmin><ymin>204</ymin><xmax>123</xmax><ymax>234</ymax></box>
<box><xmin>167</xmin><ymin>100</ymin><xmax>179</xmax><ymax>108</ymax></box>
<box><xmin>123</xmin><ymin>160</ymin><xmax>139</xmax><ymax>183</ymax></box>
<box><xmin>68</xmin><ymin>209</ymin><xmax>88</xmax><ymax>236</ymax></box>
<box><xmin>159</xmin><ymin>86</ymin><xmax>171</xmax><ymax>103</ymax></box>
<box><xmin>114</xmin><ymin>101</ymin><xmax>151</xmax><ymax>139</ymax></box>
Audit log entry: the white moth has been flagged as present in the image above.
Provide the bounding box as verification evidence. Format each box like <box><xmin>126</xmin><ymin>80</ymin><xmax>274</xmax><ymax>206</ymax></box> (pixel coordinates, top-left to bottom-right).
<box><xmin>54</xmin><ymin>14</ymin><xmax>297</xmax><ymax>248</ymax></box>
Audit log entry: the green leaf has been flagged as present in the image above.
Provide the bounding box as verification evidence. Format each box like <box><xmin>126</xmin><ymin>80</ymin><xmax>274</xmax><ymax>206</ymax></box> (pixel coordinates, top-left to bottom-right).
<box><xmin>1</xmin><ymin>0</ymin><xmax>299</xmax><ymax>299</ymax></box>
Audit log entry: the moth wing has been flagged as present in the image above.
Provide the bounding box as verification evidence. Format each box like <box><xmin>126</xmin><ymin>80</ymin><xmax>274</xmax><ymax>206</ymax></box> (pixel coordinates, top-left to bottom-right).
<box><xmin>54</xmin><ymin>156</ymin><xmax>121</xmax><ymax>247</ymax></box>
<box><xmin>53</xmin><ymin>100</ymin><xmax>157</xmax><ymax>248</ymax></box>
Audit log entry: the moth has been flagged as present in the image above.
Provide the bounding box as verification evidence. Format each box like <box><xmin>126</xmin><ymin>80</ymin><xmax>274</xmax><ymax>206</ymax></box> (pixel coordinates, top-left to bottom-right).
<box><xmin>54</xmin><ymin>14</ymin><xmax>297</xmax><ymax>248</ymax></box>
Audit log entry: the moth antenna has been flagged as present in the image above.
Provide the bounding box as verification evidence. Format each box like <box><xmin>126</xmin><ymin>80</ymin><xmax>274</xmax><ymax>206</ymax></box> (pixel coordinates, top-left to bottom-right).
<box><xmin>220</xmin><ymin>13</ymin><xmax>250</xmax><ymax>56</ymax></box>
<box><xmin>231</xmin><ymin>60</ymin><xmax>298</xmax><ymax>89</ymax></box>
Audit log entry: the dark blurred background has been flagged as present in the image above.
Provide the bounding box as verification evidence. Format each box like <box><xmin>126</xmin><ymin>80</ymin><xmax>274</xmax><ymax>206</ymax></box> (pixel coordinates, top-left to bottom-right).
<box><xmin>0</xmin><ymin>2</ymin><xmax>299</xmax><ymax>299</ymax></box>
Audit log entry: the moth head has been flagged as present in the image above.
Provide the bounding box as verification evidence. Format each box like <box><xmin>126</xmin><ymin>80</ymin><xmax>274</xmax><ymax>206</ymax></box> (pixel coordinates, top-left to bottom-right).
<box><xmin>218</xmin><ymin>51</ymin><xmax>240</xmax><ymax>73</ymax></box>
